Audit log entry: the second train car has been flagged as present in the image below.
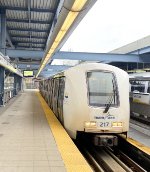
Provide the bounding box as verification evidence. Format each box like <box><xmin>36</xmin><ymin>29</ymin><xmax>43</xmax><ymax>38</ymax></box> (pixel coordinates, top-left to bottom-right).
<box><xmin>129</xmin><ymin>72</ymin><xmax>150</xmax><ymax>104</ymax></box>
<box><xmin>39</xmin><ymin>63</ymin><xmax>130</xmax><ymax>146</ymax></box>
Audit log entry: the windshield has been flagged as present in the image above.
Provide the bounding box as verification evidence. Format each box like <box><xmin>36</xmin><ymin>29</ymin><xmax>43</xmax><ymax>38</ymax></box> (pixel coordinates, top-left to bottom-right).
<box><xmin>87</xmin><ymin>71</ymin><xmax>118</xmax><ymax>107</ymax></box>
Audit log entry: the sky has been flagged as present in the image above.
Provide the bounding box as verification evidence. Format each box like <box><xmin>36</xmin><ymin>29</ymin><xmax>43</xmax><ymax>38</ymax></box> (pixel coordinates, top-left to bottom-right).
<box><xmin>61</xmin><ymin>0</ymin><xmax>150</xmax><ymax>53</ymax></box>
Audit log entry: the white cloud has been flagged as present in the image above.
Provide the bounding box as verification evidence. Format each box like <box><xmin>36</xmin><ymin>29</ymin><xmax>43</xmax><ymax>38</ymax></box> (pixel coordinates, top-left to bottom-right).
<box><xmin>61</xmin><ymin>0</ymin><xmax>150</xmax><ymax>53</ymax></box>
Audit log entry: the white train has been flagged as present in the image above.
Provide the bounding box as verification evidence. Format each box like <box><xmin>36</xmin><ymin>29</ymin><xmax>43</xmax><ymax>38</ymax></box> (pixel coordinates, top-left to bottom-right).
<box><xmin>40</xmin><ymin>63</ymin><xmax>130</xmax><ymax>146</ymax></box>
<box><xmin>129</xmin><ymin>72</ymin><xmax>150</xmax><ymax>104</ymax></box>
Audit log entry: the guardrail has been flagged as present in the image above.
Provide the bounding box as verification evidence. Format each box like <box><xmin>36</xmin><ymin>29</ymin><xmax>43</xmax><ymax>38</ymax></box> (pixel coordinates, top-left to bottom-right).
<box><xmin>3</xmin><ymin>89</ymin><xmax>15</xmax><ymax>104</ymax></box>
<box><xmin>0</xmin><ymin>88</ymin><xmax>21</xmax><ymax>105</ymax></box>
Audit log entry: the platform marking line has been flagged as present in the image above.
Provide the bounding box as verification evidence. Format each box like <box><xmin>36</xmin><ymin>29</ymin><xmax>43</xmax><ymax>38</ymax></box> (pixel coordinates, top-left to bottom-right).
<box><xmin>37</xmin><ymin>92</ymin><xmax>93</xmax><ymax>172</ymax></box>
<box><xmin>127</xmin><ymin>137</ymin><xmax>150</xmax><ymax>155</ymax></box>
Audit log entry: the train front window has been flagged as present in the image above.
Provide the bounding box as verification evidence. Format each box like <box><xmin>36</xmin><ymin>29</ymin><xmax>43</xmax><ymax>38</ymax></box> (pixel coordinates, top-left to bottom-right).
<box><xmin>87</xmin><ymin>71</ymin><xmax>118</xmax><ymax>107</ymax></box>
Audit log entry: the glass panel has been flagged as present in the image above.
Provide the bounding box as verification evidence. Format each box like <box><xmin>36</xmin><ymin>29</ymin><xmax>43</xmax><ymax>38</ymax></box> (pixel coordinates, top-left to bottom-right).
<box><xmin>148</xmin><ymin>81</ymin><xmax>150</xmax><ymax>93</ymax></box>
<box><xmin>57</xmin><ymin>77</ymin><xmax>65</xmax><ymax>124</ymax></box>
<box><xmin>130</xmin><ymin>81</ymin><xmax>146</xmax><ymax>93</ymax></box>
<box><xmin>87</xmin><ymin>71</ymin><xmax>118</xmax><ymax>107</ymax></box>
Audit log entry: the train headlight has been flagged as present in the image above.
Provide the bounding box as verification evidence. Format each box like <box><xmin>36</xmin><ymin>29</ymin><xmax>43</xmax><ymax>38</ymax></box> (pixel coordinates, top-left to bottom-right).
<box><xmin>112</xmin><ymin>122</ymin><xmax>117</xmax><ymax>127</ymax></box>
<box><xmin>117</xmin><ymin>122</ymin><xmax>123</xmax><ymax>127</ymax></box>
<box><xmin>84</xmin><ymin>121</ymin><xmax>96</xmax><ymax>128</ymax></box>
<box><xmin>90</xmin><ymin>121</ymin><xmax>97</xmax><ymax>127</ymax></box>
<box><xmin>85</xmin><ymin>122</ymin><xmax>91</xmax><ymax>127</ymax></box>
<box><xmin>112</xmin><ymin>122</ymin><xmax>123</xmax><ymax>127</ymax></box>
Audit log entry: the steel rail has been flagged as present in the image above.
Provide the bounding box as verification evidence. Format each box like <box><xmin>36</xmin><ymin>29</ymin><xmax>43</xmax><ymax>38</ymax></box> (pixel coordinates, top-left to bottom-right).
<box><xmin>75</xmin><ymin>136</ymin><xmax>148</xmax><ymax>172</ymax></box>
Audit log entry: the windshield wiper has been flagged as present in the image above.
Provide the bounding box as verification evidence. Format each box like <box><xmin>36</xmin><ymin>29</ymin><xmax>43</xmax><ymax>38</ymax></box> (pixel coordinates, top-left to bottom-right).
<box><xmin>103</xmin><ymin>94</ymin><xmax>114</xmax><ymax>113</ymax></box>
<box><xmin>103</xmin><ymin>79</ymin><xmax>117</xmax><ymax>113</ymax></box>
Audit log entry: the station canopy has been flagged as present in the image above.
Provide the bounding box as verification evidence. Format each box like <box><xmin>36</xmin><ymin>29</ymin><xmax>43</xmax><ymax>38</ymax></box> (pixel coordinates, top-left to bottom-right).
<box><xmin>2</xmin><ymin>0</ymin><xmax>148</xmax><ymax>78</ymax></box>
<box><xmin>0</xmin><ymin>0</ymin><xmax>97</xmax><ymax>77</ymax></box>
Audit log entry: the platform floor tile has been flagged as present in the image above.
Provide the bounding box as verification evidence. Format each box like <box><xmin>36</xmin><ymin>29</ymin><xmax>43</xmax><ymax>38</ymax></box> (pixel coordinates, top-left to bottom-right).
<box><xmin>0</xmin><ymin>90</ymin><xmax>66</xmax><ymax>172</ymax></box>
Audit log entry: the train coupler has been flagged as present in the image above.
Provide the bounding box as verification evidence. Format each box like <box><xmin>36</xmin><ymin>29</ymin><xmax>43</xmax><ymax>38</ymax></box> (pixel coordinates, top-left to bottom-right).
<box><xmin>93</xmin><ymin>135</ymin><xmax>118</xmax><ymax>146</ymax></box>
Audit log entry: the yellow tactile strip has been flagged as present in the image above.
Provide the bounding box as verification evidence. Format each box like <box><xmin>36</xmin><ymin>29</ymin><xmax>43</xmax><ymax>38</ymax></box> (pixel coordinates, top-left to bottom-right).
<box><xmin>127</xmin><ymin>137</ymin><xmax>150</xmax><ymax>156</ymax></box>
<box><xmin>37</xmin><ymin>92</ymin><xmax>93</xmax><ymax>172</ymax></box>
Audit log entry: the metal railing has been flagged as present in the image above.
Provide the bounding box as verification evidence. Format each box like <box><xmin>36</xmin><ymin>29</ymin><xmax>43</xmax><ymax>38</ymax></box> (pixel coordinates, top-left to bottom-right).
<box><xmin>3</xmin><ymin>89</ymin><xmax>15</xmax><ymax>104</ymax></box>
<box><xmin>0</xmin><ymin>86</ymin><xmax>21</xmax><ymax>105</ymax></box>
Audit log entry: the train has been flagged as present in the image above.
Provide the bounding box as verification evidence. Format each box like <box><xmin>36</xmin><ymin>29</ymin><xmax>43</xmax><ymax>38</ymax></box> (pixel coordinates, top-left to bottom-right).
<box><xmin>39</xmin><ymin>63</ymin><xmax>130</xmax><ymax>146</ymax></box>
<box><xmin>129</xmin><ymin>72</ymin><xmax>150</xmax><ymax>104</ymax></box>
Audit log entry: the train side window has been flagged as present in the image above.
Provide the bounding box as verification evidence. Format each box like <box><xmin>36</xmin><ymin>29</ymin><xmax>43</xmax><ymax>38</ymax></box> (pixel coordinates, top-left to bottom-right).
<box><xmin>130</xmin><ymin>81</ymin><xmax>145</xmax><ymax>93</ymax></box>
<box><xmin>50</xmin><ymin>79</ymin><xmax>54</xmax><ymax>109</ymax></box>
<box><xmin>52</xmin><ymin>79</ymin><xmax>60</xmax><ymax>116</ymax></box>
<box><xmin>47</xmin><ymin>79</ymin><xmax>51</xmax><ymax>106</ymax></box>
<box><xmin>87</xmin><ymin>71</ymin><xmax>118</xmax><ymax>107</ymax></box>
<box><xmin>57</xmin><ymin>77</ymin><xmax>65</xmax><ymax>124</ymax></box>
<box><xmin>53</xmin><ymin>79</ymin><xmax>59</xmax><ymax>97</ymax></box>
<box><xmin>58</xmin><ymin>78</ymin><xmax>65</xmax><ymax>101</ymax></box>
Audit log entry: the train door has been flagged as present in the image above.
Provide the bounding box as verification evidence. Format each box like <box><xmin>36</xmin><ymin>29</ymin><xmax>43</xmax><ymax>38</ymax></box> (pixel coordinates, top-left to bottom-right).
<box><xmin>57</xmin><ymin>77</ymin><xmax>65</xmax><ymax>124</ymax></box>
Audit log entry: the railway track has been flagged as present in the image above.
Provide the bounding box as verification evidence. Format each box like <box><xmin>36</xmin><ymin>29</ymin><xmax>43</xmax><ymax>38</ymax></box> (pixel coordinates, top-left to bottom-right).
<box><xmin>130</xmin><ymin>100</ymin><xmax>150</xmax><ymax>125</ymax></box>
<box><xmin>84</xmin><ymin>146</ymin><xmax>146</xmax><ymax>172</ymax></box>
<box><xmin>75</xmin><ymin>137</ymin><xmax>148</xmax><ymax>172</ymax></box>
<box><xmin>130</xmin><ymin>113</ymin><xmax>150</xmax><ymax>126</ymax></box>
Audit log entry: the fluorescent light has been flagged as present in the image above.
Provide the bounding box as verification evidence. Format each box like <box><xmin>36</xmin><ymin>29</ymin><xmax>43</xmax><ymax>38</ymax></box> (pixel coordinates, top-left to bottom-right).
<box><xmin>72</xmin><ymin>0</ymin><xmax>87</xmax><ymax>10</ymax></box>
<box><xmin>36</xmin><ymin>0</ymin><xmax>87</xmax><ymax>77</ymax></box>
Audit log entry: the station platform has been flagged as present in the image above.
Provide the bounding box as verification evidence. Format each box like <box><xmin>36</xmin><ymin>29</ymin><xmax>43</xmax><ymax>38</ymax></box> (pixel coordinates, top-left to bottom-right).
<box><xmin>0</xmin><ymin>90</ymin><xmax>92</xmax><ymax>172</ymax></box>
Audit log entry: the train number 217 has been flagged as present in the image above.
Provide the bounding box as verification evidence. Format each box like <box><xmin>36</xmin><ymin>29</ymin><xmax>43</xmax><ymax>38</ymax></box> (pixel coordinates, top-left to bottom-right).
<box><xmin>100</xmin><ymin>122</ymin><xmax>109</xmax><ymax>127</ymax></box>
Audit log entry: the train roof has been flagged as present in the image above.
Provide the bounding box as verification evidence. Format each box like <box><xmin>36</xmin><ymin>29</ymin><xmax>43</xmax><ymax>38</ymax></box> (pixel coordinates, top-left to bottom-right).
<box><xmin>129</xmin><ymin>77</ymin><xmax>150</xmax><ymax>81</ymax></box>
<box><xmin>129</xmin><ymin>72</ymin><xmax>150</xmax><ymax>81</ymax></box>
<box><xmin>65</xmin><ymin>62</ymin><xmax>125</xmax><ymax>72</ymax></box>
<box><xmin>42</xmin><ymin>62</ymin><xmax>127</xmax><ymax>80</ymax></box>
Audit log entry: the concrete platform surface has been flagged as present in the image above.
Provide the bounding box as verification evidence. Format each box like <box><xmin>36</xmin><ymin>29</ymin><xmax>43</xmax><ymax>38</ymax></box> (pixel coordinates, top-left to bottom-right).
<box><xmin>0</xmin><ymin>90</ymin><xmax>66</xmax><ymax>172</ymax></box>
<box><xmin>0</xmin><ymin>90</ymin><xmax>92</xmax><ymax>172</ymax></box>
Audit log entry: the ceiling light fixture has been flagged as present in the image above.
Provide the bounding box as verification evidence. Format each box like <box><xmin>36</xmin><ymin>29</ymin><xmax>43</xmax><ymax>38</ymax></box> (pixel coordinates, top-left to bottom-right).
<box><xmin>36</xmin><ymin>0</ymin><xmax>87</xmax><ymax>77</ymax></box>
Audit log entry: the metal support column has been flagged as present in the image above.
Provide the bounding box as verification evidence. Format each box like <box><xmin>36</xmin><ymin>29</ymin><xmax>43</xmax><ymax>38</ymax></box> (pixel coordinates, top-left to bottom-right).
<box><xmin>14</xmin><ymin>74</ymin><xmax>18</xmax><ymax>96</ymax></box>
<box><xmin>14</xmin><ymin>75</ymin><xmax>22</xmax><ymax>96</ymax></box>
<box><xmin>0</xmin><ymin>9</ymin><xmax>6</xmax><ymax>55</ymax></box>
<box><xmin>0</xmin><ymin>67</ymin><xmax>5</xmax><ymax>105</ymax></box>
<box><xmin>18</xmin><ymin>76</ymin><xmax>22</xmax><ymax>92</ymax></box>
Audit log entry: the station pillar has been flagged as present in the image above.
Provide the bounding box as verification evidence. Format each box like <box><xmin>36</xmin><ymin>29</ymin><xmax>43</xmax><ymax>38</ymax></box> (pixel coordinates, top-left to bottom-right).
<box><xmin>0</xmin><ymin>9</ymin><xmax>6</xmax><ymax>55</ymax></box>
<box><xmin>14</xmin><ymin>75</ymin><xmax>22</xmax><ymax>96</ymax></box>
<box><xmin>0</xmin><ymin>67</ymin><xmax>5</xmax><ymax>106</ymax></box>
<box><xmin>18</xmin><ymin>76</ymin><xmax>22</xmax><ymax>92</ymax></box>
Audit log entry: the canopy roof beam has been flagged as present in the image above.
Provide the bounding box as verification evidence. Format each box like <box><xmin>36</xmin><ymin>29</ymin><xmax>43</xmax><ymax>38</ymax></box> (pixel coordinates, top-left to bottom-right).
<box><xmin>52</xmin><ymin>51</ymin><xmax>142</xmax><ymax>63</ymax></box>
<box><xmin>7</xmin><ymin>18</ymin><xmax>51</xmax><ymax>25</ymax></box>
<box><xmin>0</xmin><ymin>6</ymin><xmax>55</xmax><ymax>13</ymax></box>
